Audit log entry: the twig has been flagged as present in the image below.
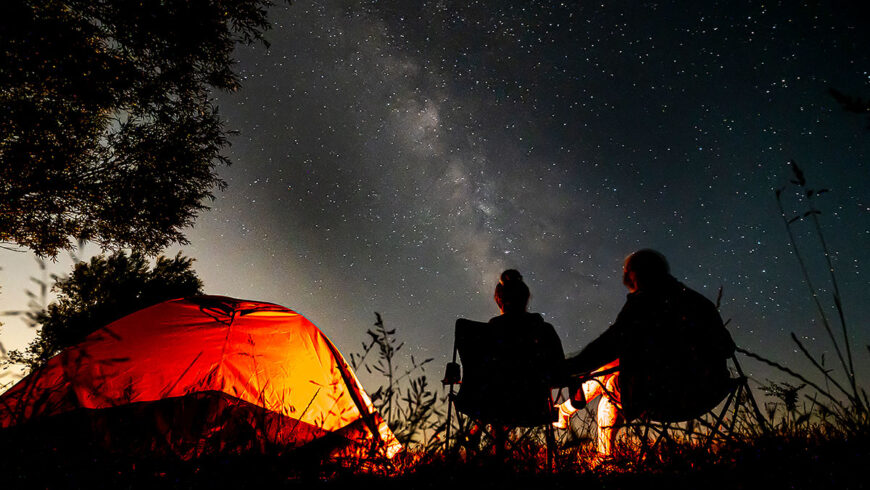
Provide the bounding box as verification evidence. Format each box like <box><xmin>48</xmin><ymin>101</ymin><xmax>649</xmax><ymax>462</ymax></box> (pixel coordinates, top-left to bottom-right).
<box><xmin>775</xmin><ymin>186</ymin><xmax>853</xmax><ymax>397</ymax></box>
<box><xmin>0</xmin><ymin>244</ymin><xmax>26</xmax><ymax>253</ymax></box>
<box><xmin>736</xmin><ymin>346</ymin><xmax>848</xmax><ymax>414</ymax></box>
<box><xmin>804</xmin><ymin>175</ymin><xmax>858</xmax><ymax>403</ymax></box>
<box><xmin>790</xmin><ymin>333</ymin><xmax>855</xmax><ymax>402</ymax></box>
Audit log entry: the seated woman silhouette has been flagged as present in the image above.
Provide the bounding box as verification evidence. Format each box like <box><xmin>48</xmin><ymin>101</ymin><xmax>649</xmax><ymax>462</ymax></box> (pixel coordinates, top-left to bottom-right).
<box><xmin>451</xmin><ymin>270</ymin><xmax>565</xmax><ymax>434</ymax></box>
<box><xmin>460</xmin><ymin>269</ymin><xmax>564</xmax><ymax>455</ymax></box>
<box><xmin>488</xmin><ymin>269</ymin><xmax>565</xmax><ymax>404</ymax></box>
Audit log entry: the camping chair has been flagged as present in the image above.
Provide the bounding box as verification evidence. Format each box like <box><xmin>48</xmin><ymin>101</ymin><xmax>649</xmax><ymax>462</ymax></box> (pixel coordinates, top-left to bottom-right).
<box><xmin>442</xmin><ymin>319</ymin><xmax>569</xmax><ymax>470</ymax></box>
<box><xmin>567</xmin><ymin>352</ymin><xmax>768</xmax><ymax>464</ymax></box>
<box><xmin>638</xmin><ymin>353</ymin><xmax>768</xmax><ymax>455</ymax></box>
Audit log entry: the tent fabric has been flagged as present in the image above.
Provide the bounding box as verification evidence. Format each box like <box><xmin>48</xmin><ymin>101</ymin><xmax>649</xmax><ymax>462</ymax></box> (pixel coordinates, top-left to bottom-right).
<box><xmin>0</xmin><ymin>296</ymin><xmax>401</xmax><ymax>459</ymax></box>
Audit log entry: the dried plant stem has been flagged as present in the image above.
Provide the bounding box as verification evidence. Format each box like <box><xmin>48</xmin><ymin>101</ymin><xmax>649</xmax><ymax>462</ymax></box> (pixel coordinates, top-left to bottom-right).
<box><xmin>736</xmin><ymin>346</ymin><xmax>847</xmax><ymax>414</ymax></box>
<box><xmin>790</xmin><ymin>333</ymin><xmax>854</xmax><ymax>402</ymax></box>
<box><xmin>808</xmin><ymin>208</ymin><xmax>856</xmax><ymax>396</ymax></box>
<box><xmin>775</xmin><ymin>191</ymin><xmax>857</xmax><ymax>402</ymax></box>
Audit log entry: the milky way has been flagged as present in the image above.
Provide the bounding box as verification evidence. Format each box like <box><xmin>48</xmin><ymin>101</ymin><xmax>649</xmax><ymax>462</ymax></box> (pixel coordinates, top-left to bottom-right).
<box><xmin>2</xmin><ymin>1</ymin><xmax>868</xmax><ymax>395</ymax></box>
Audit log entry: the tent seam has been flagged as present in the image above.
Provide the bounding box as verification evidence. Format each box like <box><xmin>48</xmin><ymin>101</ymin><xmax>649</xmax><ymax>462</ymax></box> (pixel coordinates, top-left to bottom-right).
<box><xmin>216</xmin><ymin>309</ymin><xmax>238</xmax><ymax>390</ymax></box>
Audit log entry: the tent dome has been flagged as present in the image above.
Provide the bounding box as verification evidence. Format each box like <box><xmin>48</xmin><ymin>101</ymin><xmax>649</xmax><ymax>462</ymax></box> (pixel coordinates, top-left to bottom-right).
<box><xmin>0</xmin><ymin>296</ymin><xmax>401</xmax><ymax>460</ymax></box>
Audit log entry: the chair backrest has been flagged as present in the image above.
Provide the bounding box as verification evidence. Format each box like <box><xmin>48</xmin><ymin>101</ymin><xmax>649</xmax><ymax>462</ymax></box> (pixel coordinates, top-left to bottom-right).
<box><xmin>452</xmin><ymin>319</ymin><xmax>554</xmax><ymax>427</ymax></box>
<box><xmin>618</xmin><ymin>286</ymin><xmax>737</xmax><ymax>422</ymax></box>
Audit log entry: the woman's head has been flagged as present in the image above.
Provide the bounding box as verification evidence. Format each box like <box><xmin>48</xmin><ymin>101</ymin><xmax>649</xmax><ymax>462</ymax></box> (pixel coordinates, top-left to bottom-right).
<box><xmin>494</xmin><ymin>269</ymin><xmax>530</xmax><ymax>313</ymax></box>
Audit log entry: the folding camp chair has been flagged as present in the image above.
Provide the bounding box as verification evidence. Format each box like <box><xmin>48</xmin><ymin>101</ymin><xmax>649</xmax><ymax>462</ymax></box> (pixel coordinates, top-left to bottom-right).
<box><xmin>637</xmin><ymin>353</ymin><xmax>768</xmax><ymax>457</ymax></box>
<box><xmin>567</xmin><ymin>352</ymin><xmax>768</xmax><ymax>464</ymax></box>
<box><xmin>442</xmin><ymin>318</ymin><xmax>570</xmax><ymax>470</ymax></box>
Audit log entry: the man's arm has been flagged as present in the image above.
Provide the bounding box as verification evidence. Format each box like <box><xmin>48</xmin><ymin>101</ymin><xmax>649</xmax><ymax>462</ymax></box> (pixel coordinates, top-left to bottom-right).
<box><xmin>563</xmin><ymin>301</ymin><xmax>633</xmax><ymax>376</ymax></box>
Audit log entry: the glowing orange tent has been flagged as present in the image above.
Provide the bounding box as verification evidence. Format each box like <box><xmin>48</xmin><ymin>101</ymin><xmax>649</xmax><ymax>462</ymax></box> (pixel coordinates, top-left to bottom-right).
<box><xmin>0</xmin><ymin>296</ymin><xmax>401</xmax><ymax>460</ymax></box>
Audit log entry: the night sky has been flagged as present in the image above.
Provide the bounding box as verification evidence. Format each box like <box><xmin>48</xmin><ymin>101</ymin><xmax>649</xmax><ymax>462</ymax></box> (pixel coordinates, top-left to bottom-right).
<box><xmin>2</xmin><ymin>1</ymin><xmax>869</xmax><ymax>396</ymax></box>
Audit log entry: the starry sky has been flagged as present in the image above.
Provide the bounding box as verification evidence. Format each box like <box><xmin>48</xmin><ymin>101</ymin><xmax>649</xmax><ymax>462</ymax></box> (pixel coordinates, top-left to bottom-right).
<box><xmin>2</xmin><ymin>1</ymin><xmax>869</xmax><ymax>398</ymax></box>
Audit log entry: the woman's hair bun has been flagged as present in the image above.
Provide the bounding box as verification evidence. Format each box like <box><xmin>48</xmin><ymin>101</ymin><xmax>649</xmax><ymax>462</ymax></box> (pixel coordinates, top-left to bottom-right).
<box><xmin>499</xmin><ymin>269</ymin><xmax>524</xmax><ymax>285</ymax></box>
<box><xmin>495</xmin><ymin>269</ymin><xmax>529</xmax><ymax>312</ymax></box>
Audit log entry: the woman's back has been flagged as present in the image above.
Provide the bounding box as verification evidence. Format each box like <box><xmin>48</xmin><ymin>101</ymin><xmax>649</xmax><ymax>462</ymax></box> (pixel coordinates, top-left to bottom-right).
<box><xmin>488</xmin><ymin>312</ymin><xmax>564</xmax><ymax>387</ymax></box>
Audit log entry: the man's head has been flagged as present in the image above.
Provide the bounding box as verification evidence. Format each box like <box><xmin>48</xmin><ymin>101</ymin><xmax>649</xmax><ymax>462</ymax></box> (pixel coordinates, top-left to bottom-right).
<box><xmin>622</xmin><ymin>249</ymin><xmax>670</xmax><ymax>293</ymax></box>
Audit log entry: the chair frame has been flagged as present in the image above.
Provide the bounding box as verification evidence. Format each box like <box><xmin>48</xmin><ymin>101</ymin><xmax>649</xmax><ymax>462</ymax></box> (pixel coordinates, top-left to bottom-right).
<box><xmin>442</xmin><ymin>312</ymin><xmax>770</xmax><ymax>468</ymax></box>
<box><xmin>442</xmin><ymin>319</ymin><xmax>561</xmax><ymax>470</ymax></box>
<box><xmin>563</xmin><ymin>353</ymin><xmax>768</xmax><ymax>464</ymax></box>
<box><xmin>445</xmin><ymin>388</ymin><xmax>559</xmax><ymax>469</ymax></box>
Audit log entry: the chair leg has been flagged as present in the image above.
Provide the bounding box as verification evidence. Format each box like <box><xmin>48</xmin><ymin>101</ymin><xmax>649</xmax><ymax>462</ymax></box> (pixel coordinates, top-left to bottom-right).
<box><xmin>546</xmin><ymin>391</ymin><xmax>557</xmax><ymax>471</ymax></box>
<box><xmin>731</xmin><ymin>355</ymin><xmax>770</xmax><ymax>432</ymax></box>
<box><xmin>545</xmin><ymin>421</ymin><xmax>556</xmax><ymax>472</ymax></box>
<box><xmin>632</xmin><ymin>420</ymin><xmax>672</xmax><ymax>466</ymax></box>
<box><xmin>449</xmin><ymin>410</ymin><xmax>479</xmax><ymax>462</ymax></box>
<box><xmin>634</xmin><ymin>421</ymin><xmax>652</xmax><ymax>463</ymax></box>
<box><xmin>706</xmin><ymin>382</ymin><xmax>738</xmax><ymax>448</ymax></box>
<box><xmin>445</xmin><ymin>388</ymin><xmax>456</xmax><ymax>456</ymax></box>
<box><xmin>443</xmin><ymin>344</ymin><xmax>460</xmax><ymax>457</ymax></box>
<box><xmin>647</xmin><ymin>422</ymin><xmax>669</xmax><ymax>463</ymax></box>
<box><xmin>726</xmin><ymin>386</ymin><xmax>742</xmax><ymax>436</ymax></box>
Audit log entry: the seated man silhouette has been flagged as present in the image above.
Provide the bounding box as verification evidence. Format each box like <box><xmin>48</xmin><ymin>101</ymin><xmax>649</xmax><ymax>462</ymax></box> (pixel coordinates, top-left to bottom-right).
<box><xmin>554</xmin><ymin>249</ymin><xmax>735</xmax><ymax>460</ymax></box>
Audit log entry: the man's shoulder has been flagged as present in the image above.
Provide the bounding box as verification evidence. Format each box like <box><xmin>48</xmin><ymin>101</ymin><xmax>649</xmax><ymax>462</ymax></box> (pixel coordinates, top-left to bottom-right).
<box><xmin>526</xmin><ymin>312</ymin><xmax>546</xmax><ymax>324</ymax></box>
<box><xmin>676</xmin><ymin>282</ymin><xmax>719</xmax><ymax>310</ymax></box>
<box><xmin>622</xmin><ymin>280</ymin><xmax>720</xmax><ymax>322</ymax></box>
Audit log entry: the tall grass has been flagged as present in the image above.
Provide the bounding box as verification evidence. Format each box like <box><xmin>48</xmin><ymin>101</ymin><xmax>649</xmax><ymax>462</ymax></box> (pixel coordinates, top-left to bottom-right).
<box><xmin>739</xmin><ymin>161</ymin><xmax>868</xmax><ymax>434</ymax></box>
<box><xmin>348</xmin><ymin>313</ymin><xmax>444</xmax><ymax>453</ymax></box>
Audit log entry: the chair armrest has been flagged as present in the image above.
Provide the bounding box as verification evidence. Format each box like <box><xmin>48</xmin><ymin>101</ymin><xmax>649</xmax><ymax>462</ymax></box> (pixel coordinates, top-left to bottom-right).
<box><xmin>442</xmin><ymin>362</ymin><xmax>461</xmax><ymax>385</ymax></box>
<box><xmin>560</xmin><ymin>365</ymin><xmax>621</xmax><ymax>410</ymax></box>
<box><xmin>568</xmin><ymin>378</ymin><xmax>587</xmax><ymax>410</ymax></box>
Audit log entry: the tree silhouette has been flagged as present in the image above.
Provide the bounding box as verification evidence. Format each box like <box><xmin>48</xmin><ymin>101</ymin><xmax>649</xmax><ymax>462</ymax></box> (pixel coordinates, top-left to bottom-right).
<box><xmin>7</xmin><ymin>251</ymin><xmax>203</xmax><ymax>371</ymax></box>
<box><xmin>0</xmin><ymin>0</ymin><xmax>281</xmax><ymax>257</ymax></box>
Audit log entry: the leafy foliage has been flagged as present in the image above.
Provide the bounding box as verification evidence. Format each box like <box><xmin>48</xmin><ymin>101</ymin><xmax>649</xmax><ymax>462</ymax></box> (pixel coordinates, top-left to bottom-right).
<box><xmin>0</xmin><ymin>0</ymin><xmax>280</xmax><ymax>257</ymax></box>
<box><xmin>7</xmin><ymin>251</ymin><xmax>202</xmax><ymax>371</ymax></box>
<box><xmin>349</xmin><ymin>313</ymin><xmax>443</xmax><ymax>448</ymax></box>
<box><xmin>761</xmin><ymin>381</ymin><xmax>811</xmax><ymax>428</ymax></box>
